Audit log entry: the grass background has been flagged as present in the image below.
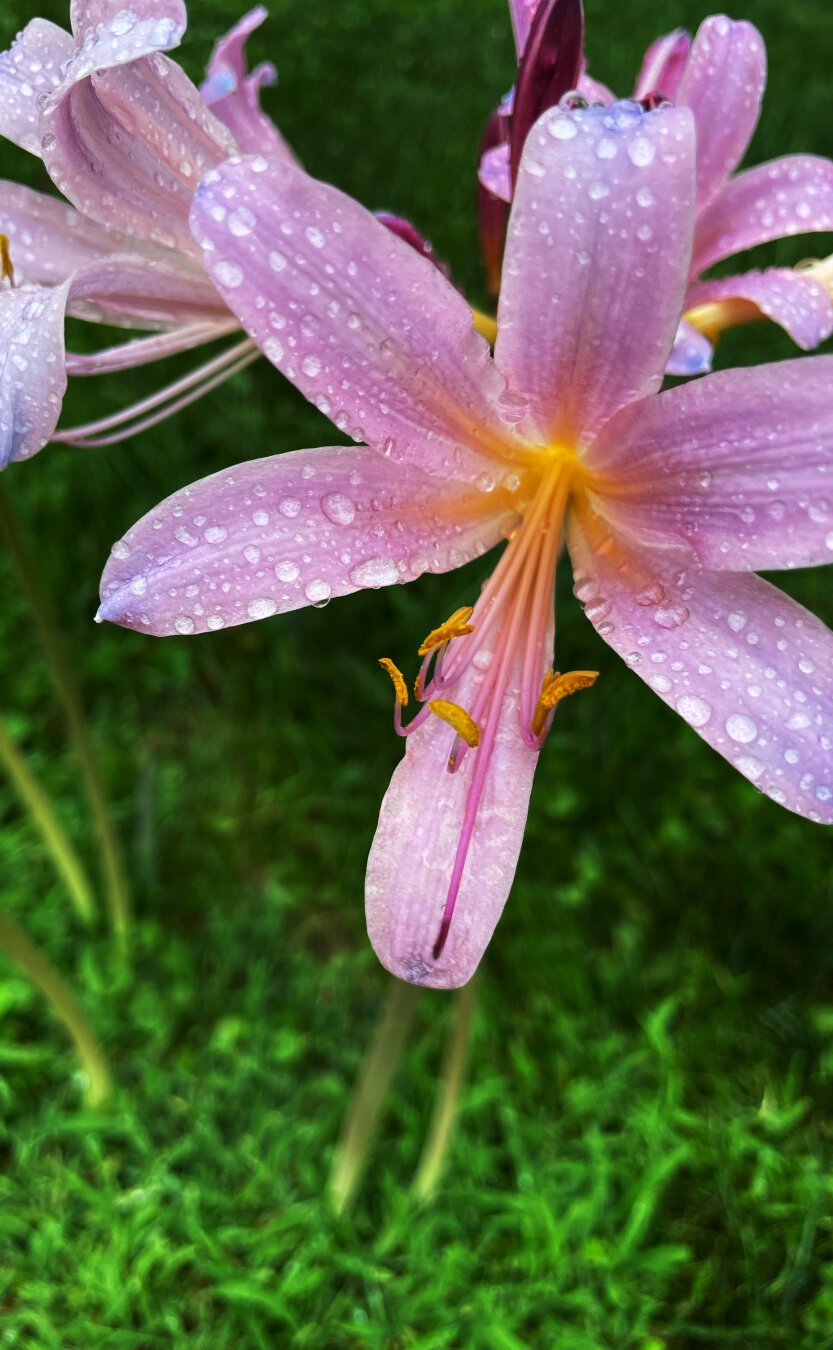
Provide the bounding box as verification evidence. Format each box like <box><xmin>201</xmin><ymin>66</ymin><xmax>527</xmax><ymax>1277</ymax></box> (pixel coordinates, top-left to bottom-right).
<box><xmin>2</xmin><ymin>0</ymin><xmax>833</xmax><ymax>1344</ymax></box>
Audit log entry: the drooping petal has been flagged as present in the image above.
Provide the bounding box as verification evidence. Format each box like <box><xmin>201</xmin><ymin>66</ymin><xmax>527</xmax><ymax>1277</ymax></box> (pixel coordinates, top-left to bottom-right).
<box><xmin>693</xmin><ymin>157</ymin><xmax>833</xmax><ymax>274</ymax></box>
<box><xmin>0</xmin><ymin>18</ymin><xmax>73</xmax><ymax>155</ymax></box>
<box><xmin>568</xmin><ymin>506</ymin><xmax>833</xmax><ymax>824</ymax></box>
<box><xmin>675</xmin><ymin>15</ymin><xmax>766</xmax><ymax>213</ymax></box>
<box><xmin>583</xmin><ymin>356</ymin><xmax>833</xmax><ymax>571</ymax></box>
<box><xmin>0</xmin><ymin>282</ymin><xmax>69</xmax><ymax>467</ymax></box>
<box><xmin>0</xmin><ymin>180</ymin><xmax>136</xmax><ymax>284</ymax></box>
<box><xmin>40</xmin><ymin>6</ymin><xmax>234</xmax><ymax>255</ymax></box>
<box><xmin>509</xmin><ymin>0</ymin><xmax>585</xmax><ymax>183</ymax></box>
<box><xmin>201</xmin><ymin>5</ymin><xmax>294</xmax><ymax>161</ymax></box>
<box><xmin>98</xmin><ymin>445</ymin><xmax>517</xmax><ymax>635</ymax></box>
<box><xmin>189</xmin><ymin>154</ymin><xmax>519</xmax><ymax>483</ymax></box>
<box><xmin>665</xmin><ymin>318</ymin><xmax>713</xmax><ymax>377</ymax></box>
<box><xmin>632</xmin><ymin>29</ymin><xmax>690</xmax><ymax>103</ymax></box>
<box><xmin>495</xmin><ymin>101</ymin><xmax>696</xmax><ymax>446</ymax></box>
<box><xmin>68</xmin><ymin>0</ymin><xmax>186</xmax><ymax>55</ymax></box>
<box><xmin>366</xmin><ymin>630</ymin><xmax>539</xmax><ymax>989</ymax></box>
<box><xmin>686</xmin><ymin>268</ymin><xmax>833</xmax><ymax>353</ymax></box>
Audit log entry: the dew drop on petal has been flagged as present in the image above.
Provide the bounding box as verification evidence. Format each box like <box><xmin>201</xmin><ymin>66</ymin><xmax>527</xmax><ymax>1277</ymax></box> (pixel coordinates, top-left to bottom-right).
<box><xmin>676</xmin><ymin>695</ymin><xmax>712</xmax><ymax>727</ymax></box>
<box><xmin>726</xmin><ymin>713</ymin><xmax>757</xmax><ymax>743</ymax></box>
<box><xmin>247</xmin><ymin>598</ymin><xmax>278</xmax><ymax>620</ymax></box>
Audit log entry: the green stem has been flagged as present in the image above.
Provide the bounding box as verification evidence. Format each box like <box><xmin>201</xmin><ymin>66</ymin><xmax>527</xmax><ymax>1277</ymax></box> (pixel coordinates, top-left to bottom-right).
<box><xmin>0</xmin><ymin>715</ymin><xmax>96</xmax><ymax>923</ymax></box>
<box><xmin>0</xmin><ymin>907</ymin><xmax>112</xmax><ymax>1106</ymax></box>
<box><xmin>329</xmin><ymin>979</ymin><xmax>419</xmax><ymax>1214</ymax></box>
<box><xmin>411</xmin><ymin>976</ymin><xmax>478</xmax><ymax>1203</ymax></box>
<box><xmin>0</xmin><ymin>485</ymin><xmax>130</xmax><ymax>947</ymax></box>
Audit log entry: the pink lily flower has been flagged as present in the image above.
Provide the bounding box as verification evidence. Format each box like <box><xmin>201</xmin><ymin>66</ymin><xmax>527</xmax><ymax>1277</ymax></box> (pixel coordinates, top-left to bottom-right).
<box><xmin>480</xmin><ymin>6</ymin><xmax>833</xmax><ymax>374</ymax></box>
<box><xmin>0</xmin><ymin>0</ymin><xmax>295</xmax><ymax>466</ymax></box>
<box><xmin>99</xmin><ymin>100</ymin><xmax>833</xmax><ymax>988</ymax></box>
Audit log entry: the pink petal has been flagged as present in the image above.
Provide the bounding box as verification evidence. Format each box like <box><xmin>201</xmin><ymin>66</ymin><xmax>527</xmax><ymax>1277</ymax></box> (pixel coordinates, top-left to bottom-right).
<box><xmin>583</xmin><ymin>356</ymin><xmax>833</xmax><ymax>572</ymax></box>
<box><xmin>366</xmin><ymin>633</ymin><xmax>539</xmax><ymax>989</ymax></box>
<box><xmin>201</xmin><ymin>5</ymin><xmax>294</xmax><ymax>161</ymax></box>
<box><xmin>0</xmin><ymin>281</ymin><xmax>70</xmax><ymax>467</ymax></box>
<box><xmin>509</xmin><ymin>0</ymin><xmax>585</xmax><ymax>183</ymax></box>
<box><xmin>693</xmin><ymin>156</ymin><xmax>833</xmax><ymax>274</ymax></box>
<box><xmin>0</xmin><ymin>180</ymin><xmax>135</xmax><ymax>284</ymax></box>
<box><xmin>494</xmin><ymin>101</ymin><xmax>696</xmax><ymax>446</ymax></box>
<box><xmin>0</xmin><ymin>18</ymin><xmax>73</xmax><ymax>155</ymax></box>
<box><xmin>189</xmin><ymin>154</ymin><xmax>519</xmax><ymax>483</ymax></box>
<box><xmin>40</xmin><ymin>8</ymin><xmax>234</xmax><ymax>256</ymax></box>
<box><xmin>665</xmin><ymin>318</ymin><xmax>713</xmax><ymax>377</ymax></box>
<box><xmin>686</xmin><ymin>268</ymin><xmax>833</xmax><ymax>352</ymax></box>
<box><xmin>577</xmin><ymin>70</ymin><xmax>614</xmax><ymax>105</ymax></box>
<box><xmin>675</xmin><ymin>16</ymin><xmax>766</xmax><ymax>212</ymax></box>
<box><xmin>478</xmin><ymin>142</ymin><xmax>512</xmax><ymax>204</ymax></box>
<box><xmin>67</xmin><ymin>0</ymin><xmax>186</xmax><ymax>74</ymax></box>
<box><xmin>66</xmin><ymin>252</ymin><xmax>234</xmax><ymax>329</ymax></box>
<box><xmin>632</xmin><ymin>29</ymin><xmax>691</xmax><ymax>103</ymax></box>
<box><xmin>508</xmin><ymin>0</ymin><xmax>542</xmax><ymax>58</ymax></box>
<box><xmin>568</xmin><ymin>508</ymin><xmax>833</xmax><ymax>824</ymax></box>
<box><xmin>98</xmin><ymin>445</ymin><xmax>516</xmax><ymax>635</ymax></box>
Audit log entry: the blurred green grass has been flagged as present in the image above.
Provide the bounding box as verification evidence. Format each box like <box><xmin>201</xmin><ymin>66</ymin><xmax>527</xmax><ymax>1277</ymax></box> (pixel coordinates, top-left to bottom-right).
<box><xmin>1</xmin><ymin>0</ymin><xmax>833</xmax><ymax>1345</ymax></box>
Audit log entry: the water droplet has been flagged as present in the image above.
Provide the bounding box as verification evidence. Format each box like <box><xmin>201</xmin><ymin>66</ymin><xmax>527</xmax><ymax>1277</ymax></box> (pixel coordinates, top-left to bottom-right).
<box><xmin>269</xmin><ymin>250</ymin><xmax>287</xmax><ymax>272</ymax></box>
<box><xmin>301</xmin><ymin>354</ymin><xmax>321</xmax><ymax>378</ymax></box>
<box><xmin>247</xmin><ymin>598</ymin><xmax>277</xmax><ymax>620</ymax></box>
<box><xmin>654</xmin><ymin>604</ymin><xmax>689</xmax><ymax>629</ymax></box>
<box><xmin>321</xmin><ymin>492</ymin><xmax>356</xmax><ymax>525</ymax></box>
<box><xmin>676</xmin><ymin>695</ymin><xmax>712</xmax><ymax>727</ymax></box>
<box><xmin>348</xmin><ymin>557</ymin><xmax>399</xmax><ymax>588</ymax></box>
<box><xmin>175</xmin><ymin>615</ymin><xmax>195</xmax><ymax>635</ymax></box>
<box><xmin>726</xmin><ymin>713</ymin><xmax>757</xmax><ymax>743</ymax></box>
<box><xmin>278</xmin><ymin>497</ymin><xmax>301</xmax><ymax>518</ymax></box>
<box><xmin>305</xmin><ymin>225</ymin><xmax>326</xmax><ymax>248</ymax></box>
<box><xmin>275</xmin><ymin>560</ymin><xmax>300</xmax><ymax>582</ymax></box>
<box><xmin>627</xmin><ymin>136</ymin><xmax>655</xmax><ymax>167</ymax></box>
<box><xmin>214</xmin><ymin>260</ymin><xmax>243</xmax><ymax>288</ymax></box>
<box><xmin>229</xmin><ymin>207</ymin><xmax>256</xmax><ymax>236</ymax></box>
<box><xmin>304</xmin><ymin>578</ymin><xmax>332</xmax><ymax>606</ymax></box>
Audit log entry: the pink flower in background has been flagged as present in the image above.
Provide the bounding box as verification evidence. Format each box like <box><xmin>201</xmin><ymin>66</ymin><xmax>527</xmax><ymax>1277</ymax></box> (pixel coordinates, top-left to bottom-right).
<box><xmin>480</xmin><ymin>7</ymin><xmax>833</xmax><ymax>373</ymax></box>
<box><xmin>0</xmin><ymin>0</ymin><xmax>297</xmax><ymax>466</ymax></box>
<box><xmin>99</xmin><ymin>101</ymin><xmax>833</xmax><ymax>988</ymax></box>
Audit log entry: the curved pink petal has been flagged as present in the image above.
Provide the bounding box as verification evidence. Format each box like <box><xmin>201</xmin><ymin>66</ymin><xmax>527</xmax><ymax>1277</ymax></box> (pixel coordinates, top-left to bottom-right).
<box><xmin>0</xmin><ymin>18</ymin><xmax>73</xmax><ymax>155</ymax></box>
<box><xmin>0</xmin><ymin>181</ymin><xmax>137</xmax><ymax>284</ymax></box>
<box><xmin>40</xmin><ymin>9</ymin><xmax>234</xmax><ymax>256</ymax></box>
<box><xmin>201</xmin><ymin>5</ymin><xmax>294</xmax><ymax>161</ymax></box>
<box><xmin>686</xmin><ymin>268</ymin><xmax>833</xmax><ymax>352</ymax></box>
<box><xmin>66</xmin><ymin>0</ymin><xmax>186</xmax><ymax>74</ymax></box>
<box><xmin>577</xmin><ymin>70</ymin><xmax>614</xmax><ymax>105</ymax></box>
<box><xmin>509</xmin><ymin>0</ymin><xmax>584</xmax><ymax>183</ymax></box>
<box><xmin>494</xmin><ymin>101</ymin><xmax>696</xmax><ymax>446</ymax></box>
<box><xmin>632</xmin><ymin>29</ymin><xmax>691</xmax><ymax>103</ymax></box>
<box><xmin>675</xmin><ymin>16</ymin><xmax>766</xmax><ymax>212</ymax></box>
<box><xmin>66</xmin><ymin>252</ymin><xmax>233</xmax><ymax>328</ymax></box>
<box><xmin>568</xmin><ymin>508</ymin><xmax>833</xmax><ymax>824</ymax></box>
<box><xmin>366</xmin><ymin>632</ymin><xmax>539</xmax><ymax>989</ymax></box>
<box><xmin>189</xmin><ymin>154</ymin><xmax>519</xmax><ymax>483</ymax></box>
<box><xmin>508</xmin><ymin>0</ymin><xmax>541</xmax><ymax>59</ymax></box>
<box><xmin>665</xmin><ymin>318</ymin><xmax>713</xmax><ymax>377</ymax></box>
<box><xmin>693</xmin><ymin>156</ymin><xmax>833</xmax><ymax>273</ymax></box>
<box><xmin>0</xmin><ymin>282</ymin><xmax>69</xmax><ymax>467</ymax></box>
<box><xmin>584</xmin><ymin>356</ymin><xmax>833</xmax><ymax>572</ymax></box>
<box><xmin>478</xmin><ymin>142</ymin><xmax>512</xmax><ymax>204</ymax></box>
<box><xmin>98</xmin><ymin>445</ymin><xmax>516</xmax><ymax>635</ymax></box>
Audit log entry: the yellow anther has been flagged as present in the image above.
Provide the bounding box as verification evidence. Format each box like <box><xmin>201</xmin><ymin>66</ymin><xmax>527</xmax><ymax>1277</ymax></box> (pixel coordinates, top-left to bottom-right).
<box><xmin>379</xmin><ymin>657</ymin><xmax>408</xmax><ymax>707</ymax></box>
<box><xmin>532</xmin><ymin>669</ymin><xmax>599</xmax><ymax>736</ymax></box>
<box><xmin>0</xmin><ymin>234</ymin><xmax>14</xmax><ymax>285</ymax></box>
<box><xmin>418</xmin><ymin>606</ymin><xmax>475</xmax><ymax>656</ymax></box>
<box><xmin>429</xmin><ymin>699</ymin><xmax>481</xmax><ymax>748</ymax></box>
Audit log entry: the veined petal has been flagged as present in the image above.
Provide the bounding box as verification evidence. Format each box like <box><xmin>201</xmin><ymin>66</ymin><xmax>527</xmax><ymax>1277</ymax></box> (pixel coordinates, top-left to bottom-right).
<box><xmin>40</xmin><ymin>7</ymin><xmax>234</xmax><ymax>256</ymax></box>
<box><xmin>189</xmin><ymin>154</ymin><xmax>520</xmax><ymax>483</ymax></box>
<box><xmin>68</xmin><ymin>0</ymin><xmax>186</xmax><ymax>55</ymax></box>
<box><xmin>686</xmin><ymin>269</ymin><xmax>833</xmax><ymax>352</ymax></box>
<box><xmin>98</xmin><ymin>446</ymin><xmax>516</xmax><ymax>635</ymax></box>
<box><xmin>0</xmin><ymin>281</ymin><xmax>69</xmax><ymax>467</ymax></box>
<box><xmin>495</xmin><ymin>101</ymin><xmax>696</xmax><ymax>446</ymax></box>
<box><xmin>366</xmin><ymin>631</ymin><xmax>539</xmax><ymax>989</ymax></box>
<box><xmin>693</xmin><ymin>156</ymin><xmax>833</xmax><ymax>273</ymax></box>
<box><xmin>0</xmin><ymin>18</ymin><xmax>73</xmax><ymax>155</ymax></box>
<box><xmin>202</xmin><ymin>5</ymin><xmax>294</xmax><ymax>161</ymax></box>
<box><xmin>583</xmin><ymin>356</ymin><xmax>833</xmax><ymax>571</ymax></box>
<box><xmin>675</xmin><ymin>15</ymin><xmax>766</xmax><ymax>213</ymax></box>
<box><xmin>569</xmin><ymin>508</ymin><xmax>833</xmax><ymax>824</ymax></box>
<box><xmin>0</xmin><ymin>180</ymin><xmax>137</xmax><ymax>285</ymax></box>
<box><xmin>632</xmin><ymin>29</ymin><xmax>691</xmax><ymax>102</ymax></box>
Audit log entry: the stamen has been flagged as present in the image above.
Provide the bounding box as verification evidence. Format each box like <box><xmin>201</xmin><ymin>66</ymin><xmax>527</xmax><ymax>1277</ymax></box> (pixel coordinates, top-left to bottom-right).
<box><xmin>0</xmin><ymin>234</ymin><xmax>15</xmax><ymax>285</ymax></box>
<box><xmin>531</xmin><ymin>669</ymin><xmax>598</xmax><ymax>736</ymax></box>
<box><xmin>418</xmin><ymin>606</ymin><xmax>475</xmax><ymax>656</ymax></box>
<box><xmin>428</xmin><ymin>700</ymin><xmax>481</xmax><ymax>748</ymax></box>
<box><xmin>378</xmin><ymin>657</ymin><xmax>409</xmax><ymax>707</ymax></box>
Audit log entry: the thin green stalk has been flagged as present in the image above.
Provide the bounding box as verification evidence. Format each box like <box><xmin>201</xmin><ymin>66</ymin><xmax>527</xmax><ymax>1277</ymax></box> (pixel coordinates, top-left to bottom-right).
<box><xmin>0</xmin><ymin>715</ymin><xmax>95</xmax><ymax>923</ymax></box>
<box><xmin>0</xmin><ymin>485</ymin><xmax>130</xmax><ymax>947</ymax></box>
<box><xmin>0</xmin><ymin>907</ymin><xmax>112</xmax><ymax>1106</ymax></box>
<box><xmin>329</xmin><ymin>979</ymin><xmax>419</xmax><ymax>1214</ymax></box>
<box><xmin>411</xmin><ymin>976</ymin><xmax>479</xmax><ymax>1203</ymax></box>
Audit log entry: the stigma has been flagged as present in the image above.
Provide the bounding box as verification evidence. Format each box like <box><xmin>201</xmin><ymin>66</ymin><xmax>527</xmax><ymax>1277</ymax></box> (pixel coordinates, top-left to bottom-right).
<box><xmin>0</xmin><ymin>234</ymin><xmax>15</xmax><ymax>286</ymax></box>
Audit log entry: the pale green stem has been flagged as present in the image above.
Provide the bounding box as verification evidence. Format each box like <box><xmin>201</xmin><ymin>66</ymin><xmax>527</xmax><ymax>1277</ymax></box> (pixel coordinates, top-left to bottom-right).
<box><xmin>0</xmin><ymin>486</ymin><xmax>130</xmax><ymax>947</ymax></box>
<box><xmin>411</xmin><ymin>976</ymin><xmax>479</xmax><ymax>1203</ymax></box>
<box><xmin>329</xmin><ymin>979</ymin><xmax>419</xmax><ymax>1214</ymax></box>
<box><xmin>0</xmin><ymin>906</ymin><xmax>112</xmax><ymax>1106</ymax></box>
<box><xmin>0</xmin><ymin>715</ymin><xmax>95</xmax><ymax>923</ymax></box>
